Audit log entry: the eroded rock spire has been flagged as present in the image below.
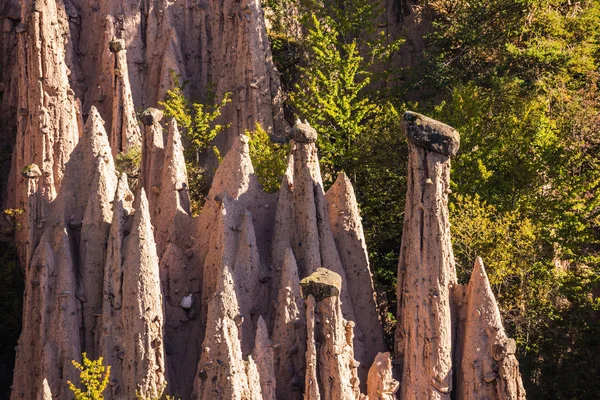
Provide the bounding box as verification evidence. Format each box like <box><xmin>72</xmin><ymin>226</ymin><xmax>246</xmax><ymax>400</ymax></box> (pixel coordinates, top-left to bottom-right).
<box><xmin>395</xmin><ymin>111</ymin><xmax>460</xmax><ymax>399</ymax></box>
<box><xmin>109</xmin><ymin>38</ymin><xmax>141</xmax><ymax>154</ymax></box>
<box><xmin>325</xmin><ymin>172</ymin><xmax>386</xmax><ymax>368</ymax></box>
<box><xmin>300</xmin><ymin>268</ymin><xmax>362</xmax><ymax>400</ymax></box>
<box><xmin>99</xmin><ymin>173</ymin><xmax>134</xmax><ymax>398</ymax></box>
<box><xmin>458</xmin><ymin>258</ymin><xmax>526</xmax><ymax>400</ymax></box>
<box><xmin>120</xmin><ymin>189</ymin><xmax>167</xmax><ymax>398</ymax></box>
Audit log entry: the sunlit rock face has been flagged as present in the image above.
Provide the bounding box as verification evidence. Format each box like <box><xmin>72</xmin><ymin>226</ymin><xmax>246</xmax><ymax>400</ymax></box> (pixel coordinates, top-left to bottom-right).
<box><xmin>4</xmin><ymin>1</ymin><xmax>524</xmax><ymax>397</ymax></box>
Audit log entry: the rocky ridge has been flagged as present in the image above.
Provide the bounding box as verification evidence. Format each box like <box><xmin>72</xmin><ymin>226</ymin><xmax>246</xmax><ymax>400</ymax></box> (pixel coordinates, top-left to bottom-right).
<box><xmin>3</xmin><ymin>1</ymin><xmax>525</xmax><ymax>399</ymax></box>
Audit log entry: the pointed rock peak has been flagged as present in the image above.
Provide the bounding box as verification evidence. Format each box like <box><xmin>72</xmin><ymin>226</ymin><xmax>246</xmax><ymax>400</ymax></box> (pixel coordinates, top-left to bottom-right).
<box><xmin>83</xmin><ymin>106</ymin><xmax>112</xmax><ymax>156</ymax></box>
<box><xmin>291</xmin><ymin>120</ymin><xmax>317</xmax><ymax>143</ymax></box>
<box><xmin>330</xmin><ymin>171</ymin><xmax>351</xmax><ymax>192</ymax></box>
<box><xmin>167</xmin><ymin>118</ymin><xmax>183</xmax><ymax>150</ymax></box>
<box><xmin>253</xmin><ymin>315</ymin><xmax>276</xmax><ymax>400</ymax></box>
<box><xmin>209</xmin><ymin>135</ymin><xmax>255</xmax><ymax>200</ymax></box>
<box><xmin>255</xmin><ymin>315</ymin><xmax>269</xmax><ymax>342</ymax></box>
<box><xmin>164</xmin><ymin>118</ymin><xmax>188</xmax><ymax>189</ymax></box>
<box><xmin>281</xmin><ymin>247</ymin><xmax>300</xmax><ymax>286</ymax></box>
<box><xmin>468</xmin><ymin>257</ymin><xmax>495</xmax><ymax>302</ymax></box>
<box><xmin>470</xmin><ymin>256</ymin><xmax>488</xmax><ymax>286</ymax></box>
<box><xmin>85</xmin><ymin>106</ymin><xmax>106</xmax><ymax>136</ymax></box>
<box><xmin>367</xmin><ymin>352</ymin><xmax>400</xmax><ymax>400</ymax></box>
<box><xmin>326</xmin><ymin>171</ymin><xmax>358</xmax><ymax>210</ymax></box>
<box><xmin>214</xmin><ymin>264</ymin><xmax>240</xmax><ymax>317</ymax></box>
<box><xmin>132</xmin><ymin>187</ymin><xmax>152</xmax><ymax>231</ymax></box>
<box><xmin>467</xmin><ymin>257</ymin><xmax>504</xmax><ymax>331</ymax></box>
<box><xmin>115</xmin><ymin>173</ymin><xmax>133</xmax><ymax>204</ymax></box>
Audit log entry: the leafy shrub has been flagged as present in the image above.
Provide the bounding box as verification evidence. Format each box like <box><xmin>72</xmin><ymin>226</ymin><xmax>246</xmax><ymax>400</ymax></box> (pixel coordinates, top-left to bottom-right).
<box><xmin>114</xmin><ymin>145</ymin><xmax>142</xmax><ymax>190</ymax></box>
<box><xmin>246</xmin><ymin>123</ymin><xmax>289</xmax><ymax>193</ymax></box>
<box><xmin>67</xmin><ymin>353</ymin><xmax>110</xmax><ymax>400</ymax></box>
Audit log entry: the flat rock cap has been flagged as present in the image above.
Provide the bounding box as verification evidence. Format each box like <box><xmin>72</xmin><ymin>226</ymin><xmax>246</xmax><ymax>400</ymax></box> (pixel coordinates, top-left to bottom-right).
<box><xmin>402</xmin><ymin>111</ymin><xmax>460</xmax><ymax>157</ymax></box>
<box><xmin>291</xmin><ymin>120</ymin><xmax>317</xmax><ymax>143</ymax></box>
<box><xmin>21</xmin><ymin>164</ymin><xmax>42</xmax><ymax>179</ymax></box>
<box><xmin>300</xmin><ymin>268</ymin><xmax>342</xmax><ymax>301</ymax></box>
<box><xmin>109</xmin><ymin>39</ymin><xmax>126</xmax><ymax>53</ymax></box>
<box><xmin>141</xmin><ymin>108</ymin><xmax>164</xmax><ymax>126</ymax></box>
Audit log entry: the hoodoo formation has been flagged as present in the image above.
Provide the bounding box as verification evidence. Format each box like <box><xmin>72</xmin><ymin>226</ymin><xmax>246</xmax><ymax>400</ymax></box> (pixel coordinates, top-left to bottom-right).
<box><xmin>1</xmin><ymin>1</ymin><xmax>525</xmax><ymax>399</ymax></box>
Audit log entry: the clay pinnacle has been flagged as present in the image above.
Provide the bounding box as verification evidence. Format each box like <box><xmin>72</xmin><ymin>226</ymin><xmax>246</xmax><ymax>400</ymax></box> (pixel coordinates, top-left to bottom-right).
<box><xmin>300</xmin><ymin>267</ymin><xmax>342</xmax><ymax>301</ymax></box>
<box><xmin>402</xmin><ymin>111</ymin><xmax>460</xmax><ymax>157</ymax></box>
<box><xmin>109</xmin><ymin>39</ymin><xmax>126</xmax><ymax>53</ymax></box>
<box><xmin>141</xmin><ymin>108</ymin><xmax>164</xmax><ymax>126</ymax></box>
<box><xmin>291</xmin><ymin>119</ymin><xmax>317</xmax><ymax>143</ymax></box>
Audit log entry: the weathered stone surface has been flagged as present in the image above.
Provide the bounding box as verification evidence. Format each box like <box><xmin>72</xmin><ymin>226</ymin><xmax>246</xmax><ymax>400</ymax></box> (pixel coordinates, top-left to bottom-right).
<box><xmin>317</xmin><ymin>296</ymin><xmax>361</xmax><ymax>400</ymax></box>
<box><xmin>99</xmin><ymin>173</ymin><xmax>134</xmax><ymax>398</ymax></box>
<box><xmin>253</xmin><ymin>316</ymin><xmax>277</xmax><ymax>400</ymax></box>
<box><xmin>192</xmin><ymin>266</ymin><xmax>260</xmax><ymax>400</ymax></box>
<box><xmin>6</xmin><ymin>6</ymin><xmax>527</xmax><ymax>398</ymax></box>
<box><xmin>402</xmin><ymin>111</ymin><xmax>460</xmax><ymax>157</ymax></box>
<box><xmin>9</xmin><ymin>0</ymin><xmax>81</xmax><ymax>266</ymax></box>
<box><xmin>304</xmin><ymin>295</ymin><xmax>320</xmax><ymax>400</ymax></box>
<box><xmin>326</xmin><ymin>172</ymin><xmax>386</xmax><ymax>369</ymax></box>
<box><xmin>458</xmin><ymin>257</ymin><xmax>526</xmax><ymax>400</ymax></box>
<box><xmin>272</xmin><ymin>247</ymin><xmax>306</xmax><ymax>400</ymax></box>
<box><xmin>108</xmin><ymin>38</ymin><xmax>125</xmax><ymax>53</ymax></box>
<box><xmin>120</xmin><ymin>189</ymin><xmax>166</xmax><ymax>398</ymax></box>
<box><xmin>270</xmin><ymin>124</ymin><xmax>366</xmax><ymax>376</ymax></box>
<box><xmin>395</xmin><ymin>118</ymin><xmax>458</xmax><ymax>399</ymax></box>
<box><xmin>80</xmin><ymin>154</ymin><xmax>117</xmax><ymax>358</ymax></box>
<box><xmin>300</xmin><ymin>267</ymin><xmax>342</xmax><ymax>301</ymax></box>
<box><xmin>291</xmin><ymin>119</ymin><xmax>318</xmax><ymax>143</ymax></box>
<box><xmin>366</xmin><ymin>352</ymin><xmax>399</xmax><ymax>400</ymax></box>
<box><xmin>110</xmin><ymin>37</ymin><xmax>141</xmax><ymax>154</ymax></box>
<box><xmin>11</xmin><ymin>225</ymin><xmax>81</xmax><ymax>400</ymax></box>
<box><xmin>21</xmin><ymin>164</ymin><xmax>41</xmax><ymax>178</ymax></box>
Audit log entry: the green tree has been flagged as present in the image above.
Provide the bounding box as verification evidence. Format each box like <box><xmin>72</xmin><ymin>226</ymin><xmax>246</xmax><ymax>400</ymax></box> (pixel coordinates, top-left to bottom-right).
<box><xmin>67</xmin><ymin>353</ymin><xmax>111</xmax><ymax>400</ymax></box>
<box><xmin>159</xmin><ymin>73</ymin><xmax>231</xmax><ymax>214</ymax></box>
<box><xmin>290</xmin><ymin>14</ymin><xmax>377</xmax><ymax>183</ymax></box>
<box><xmin>246</xmin><ymin>123</ymin><xmax>289</xmax><ymax>193</ymax></box>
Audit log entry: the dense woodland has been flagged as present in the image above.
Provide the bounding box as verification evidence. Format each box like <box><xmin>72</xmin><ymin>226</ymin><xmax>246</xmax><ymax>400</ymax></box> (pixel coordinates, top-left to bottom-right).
<box><xmin>1</xmin><ymin>0</ymin><xmax>599</xmax><ymax>399</ymax></box>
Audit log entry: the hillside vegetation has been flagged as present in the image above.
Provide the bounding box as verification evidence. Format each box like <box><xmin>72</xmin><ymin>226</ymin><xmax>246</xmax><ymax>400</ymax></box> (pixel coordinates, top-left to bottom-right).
<box><xmin>265</xmin><ymin>1</ymin><xmax>600</xmax><ymax>398</ymax></box>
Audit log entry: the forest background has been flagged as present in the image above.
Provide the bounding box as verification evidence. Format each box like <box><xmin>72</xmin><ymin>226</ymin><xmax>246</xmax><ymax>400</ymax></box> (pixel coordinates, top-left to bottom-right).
<box><xmin>1</xmin><ymin>1</ymin><xmax>599</xmax><ymax>399</ymax></box>
<box><xmin>260</xmin><ymin>1</ymin><xmax>600</xmax><ymax>398</ymax></box>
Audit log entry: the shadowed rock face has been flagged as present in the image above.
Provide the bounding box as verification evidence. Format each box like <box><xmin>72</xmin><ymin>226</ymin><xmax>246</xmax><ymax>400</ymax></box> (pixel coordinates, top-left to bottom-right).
<box><xmin>5</xmin><ymin>1</ymin><xmax>525</xmax><ymax>396</ymax></box>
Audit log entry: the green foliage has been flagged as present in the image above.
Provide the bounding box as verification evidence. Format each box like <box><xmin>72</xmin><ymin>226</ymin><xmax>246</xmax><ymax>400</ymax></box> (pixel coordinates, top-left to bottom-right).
<box><xmin>159</xmin><ymin>72</ymin><xmax>232</xmax><ymax>214</ymax></box>
<box><xmin>2</xmin><ymin>208</ymin><xmax>24</xmax><ymax>232</ymax></box>
<box><xmin>114</xmin><ymin>145</ymin><xmax>142</xmax><ymax>189</ymax></box>
<box><xmin>449</xmin><ymin>194</ymin><xmax>600</xmax><ymax>399</ymax></box>
<box><xmin>290</xmin><ymin>14</ymin><xmax>376</xmax><ymax>183</ymax></box>
<box><xmin>67</xmin><ymin>353</ymin><xmax>111</xmax><ymax>400</ymax></box>
<box><xmin>411</xmin><ymin>1</ymin><xmax>600</xmax><ymax>397</ymax></box>
<box><xmin>276</xmin><ymin>0</ymin><xmax>600</xmax><ymax>397</ymax></box>
<box><xmin>246</xmin><ymin>123</ymin><xmax>289</xmax><ymax>193</ymax></box>
<box><xmin>159</xmin><ymin>73</ymin><xmax>231</xmax><ymax>162</ymax></box>
<box><xmin>349</xmin><ymin>102</ymin><xmax>407</xmax><ymax>347</ymax></box>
